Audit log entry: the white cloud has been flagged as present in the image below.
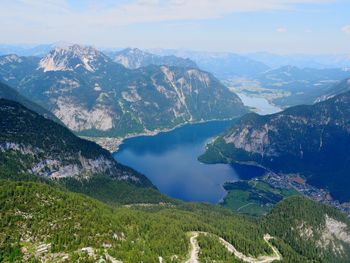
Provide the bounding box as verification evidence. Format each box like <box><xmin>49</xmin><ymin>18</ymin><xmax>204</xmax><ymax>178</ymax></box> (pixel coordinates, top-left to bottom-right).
<box><xmin>0</xmin><ymin>0</ymin><xmax>335</xmax><ymax>47</ymax></box>
<box><xmin>0</xmin><ymin>0</ymin><xmax>335</xmax><ymax>28</ymax></box>
<box><xmin>341</xmin><ymin>25</ymin><xmax>350</xmax><ymax>34</ymax></box>
<box><xmin>276</xmin><ymin>27</ymin><xmax>288</xmax><ymax>33</ymax></box>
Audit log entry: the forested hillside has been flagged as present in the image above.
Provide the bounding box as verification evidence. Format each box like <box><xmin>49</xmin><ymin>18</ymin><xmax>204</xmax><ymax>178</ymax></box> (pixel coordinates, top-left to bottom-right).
<box><xmin>0</xmin><ymin>98</ymin><xmax>172</xmax><ymax>205</ymax></box>
<box><xmin>264</xmin><ymin>197</ymin><xmax>350</xmax><ymax>263</ymax></box>
<box><xmin>0</xmin><ymin>82</ymin><xmax>61</xmax><ymax>124</ymax></box>
<box><xmin>200</xmin><ymin>90</ymin><xmax>350</xmax><ymax>202</ymax></box>
<box><xmin>1</xmin><ymin>180</ymin><xmax>350</xmax><ymax>262</ymax></box>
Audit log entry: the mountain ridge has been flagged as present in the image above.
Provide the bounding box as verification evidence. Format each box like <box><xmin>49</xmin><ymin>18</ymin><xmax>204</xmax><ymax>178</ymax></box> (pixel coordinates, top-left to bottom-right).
<box><xmin>200</xmin><ymin>88</ymin><xmax>350</xmax><ymax>202</ymax></box>
<box><xmin>0</xmin><ymin>45</ymin><xmax>248</xmax><ymax>138</ymax></box>
<box><xmin>112</xmin><ymin>47</ymin><xmax>198</xmax><ymax>69</ymax></box>
<box><xmin>0</xmin><ymin>96</ymin><xmax>179</xmax><ymax>207</ymax></box>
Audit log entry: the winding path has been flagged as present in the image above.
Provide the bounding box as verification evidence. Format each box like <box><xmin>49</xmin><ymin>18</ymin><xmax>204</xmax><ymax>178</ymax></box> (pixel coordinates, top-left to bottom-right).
<box><xmin>185</xmin><ymin>232</ymin><xmax>200</xmax><ymax>263</ymax></box>
<box><xmin>185</xmin><ymin>232</ymin><xmax>281</xmax><ymax>263</ymax></box>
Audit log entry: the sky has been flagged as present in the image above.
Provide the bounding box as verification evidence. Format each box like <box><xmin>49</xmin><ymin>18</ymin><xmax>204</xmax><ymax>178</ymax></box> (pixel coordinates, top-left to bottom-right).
<box><xmin>0</xmin><ymin>0</ymin><xmax>349</xmax><ymax>54</ymax></box>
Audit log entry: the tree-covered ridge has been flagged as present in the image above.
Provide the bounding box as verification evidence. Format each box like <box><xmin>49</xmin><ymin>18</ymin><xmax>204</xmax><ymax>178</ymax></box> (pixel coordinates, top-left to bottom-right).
<box><xmin>0</xmin><ymin>180</ymin><xmax>268</xmax><ymax>262</ymax></box>
<box><xmin>0</xmin><ymin>82</ymin><xmax>62</xmax><ymax>124</ymax></box>
<box><xmin>200</xmin><ymin>89</ymin><xmax>350</xmax><ymax>202</ymax></box>
<box><xmin>263</xmin><ymin>196</ymin><xmax>350</xmax><ymax>263</ymax></box>
<box><xmin>0</xmin><ymin>46</ymin><xmax>247</xmax><ymax>138</ymax></box>
<box><xmin>0</xmin><ymin>98</ymin><xmax>151</xmax><ymax>187</ymax></box>
<box><xmin>1</xmin><ymin>180</ymin><xmax>350</xmax><ymax>262</ymax></box>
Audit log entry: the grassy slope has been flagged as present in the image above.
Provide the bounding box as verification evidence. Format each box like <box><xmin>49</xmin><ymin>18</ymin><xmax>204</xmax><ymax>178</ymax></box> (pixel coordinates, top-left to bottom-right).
<box><xmin>222</xmin><ymin>180</ymin><xmax>299</xmax><ymax>217</ymax></box>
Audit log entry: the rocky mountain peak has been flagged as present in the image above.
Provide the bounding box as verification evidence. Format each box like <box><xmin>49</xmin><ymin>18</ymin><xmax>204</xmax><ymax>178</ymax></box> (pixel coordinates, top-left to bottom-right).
<box><xmin>114</xmin><ymin>48</ymin><xmax>198</xmax><ymax>69</ymax></box>
<box><xmin>123</xmin><ymin>47</ymin><xmax>145</xmax><ymax>55</ymax></box>
<box><xmin>38</xmin><ymin>44</ymin><xmax>110</xmax><ymax>72</ymax></box>
<box><xmin>114</xmin><ymin>47</ymin><xmax>151</xmax><ymax>69</ymax></box>
<box><xmin>0</xmin><ymin>54</ymin><xmax>23</xmax><ymax>65</ymax></box>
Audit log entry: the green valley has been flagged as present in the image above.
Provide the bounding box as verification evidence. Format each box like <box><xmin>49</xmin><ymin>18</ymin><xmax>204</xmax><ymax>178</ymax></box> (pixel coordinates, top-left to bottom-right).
<box><xmin>221</xmin><ymin>178</ymin><xmax>299</xmax><ymax>217</ymax></box>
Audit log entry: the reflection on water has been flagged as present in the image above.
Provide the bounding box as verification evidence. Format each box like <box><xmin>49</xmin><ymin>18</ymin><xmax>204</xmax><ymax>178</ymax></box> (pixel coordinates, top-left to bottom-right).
<box><xmin>114</xmin><ymin>120</ymin><xmax>265</xmax><ymax>203</ymax></box>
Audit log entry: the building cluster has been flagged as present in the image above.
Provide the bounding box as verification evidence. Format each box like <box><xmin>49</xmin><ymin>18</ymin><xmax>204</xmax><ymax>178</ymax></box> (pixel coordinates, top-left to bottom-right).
<box><xmin>262</xmin><ymin>172</ymin><xmax>350</xmax><ymax>218</ymax></box>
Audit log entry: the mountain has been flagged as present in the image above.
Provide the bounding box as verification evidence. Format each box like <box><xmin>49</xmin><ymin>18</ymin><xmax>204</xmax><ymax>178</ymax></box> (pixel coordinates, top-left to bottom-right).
<box><xmin>38</xmin><ymin>44</ymin><xmax>111</xmax><ymax>72</ymax></box>
<box><xmin>0</xmin><ymin>98</ymin><xmax>172</xmax><ymax>206</ymax></box>
<box><xmin>149</xmin><ymin>49</ymin><xmax>270</xmax><ymax>79</ymax></box>
<box><xmin>263</xmin><ymin>196</ymin><xmax>350</xmax><ymax>262</ymax></box>
<box><xmin>258</xmin><ymin>65</ymin><xmax>350</xmax><ymax>84</ymax></box>
<box><xmin>0</xmin><ymin>45</ymin><xmax>247</xmax><ymax>138</ymax></box>
<box><xmin>317</xmin><ymin>78</ymin><xmax>350</xmax><ymax>102</ymax></box>
<box><xmin>1</xmin><ymin>179</ymin><xmax>349</xmax><ymax>262</ymax></box>
<box><xmin>1</xmin><ymin>84</ymin><xmax>350</xmax><ymax>263</ymax></box>
<box><xmin>0</xmin><ymin>82</ymin><xmax>61</xmax><ymax>124</ymax></box>
<box><xmin>0</xmin><ymin>43</ymin><xmax>72</xmax><ymax>57</ymax></box>
<box><xmin>233</xmin><ymin>66</ymin><xmax>350</xmax><ymax>108</ymax></box>
<box><xmin>200</xmin><ymin>90</ymin><xmax>350</xmax><ymax>202</ymax></box>
<box><xmin>247</xmin><ymin>52</ymin><xmax>350</xmax><ymax>69</ymax></box>
<box><xmin>0</xmin><ymin>54</ymin><xmax>40</xmax><ymax>88</ymax></box>
<box><xmin>112</xmin><ymin>48</ymin><xmax>198</xmax><ymax>69</ymax></box>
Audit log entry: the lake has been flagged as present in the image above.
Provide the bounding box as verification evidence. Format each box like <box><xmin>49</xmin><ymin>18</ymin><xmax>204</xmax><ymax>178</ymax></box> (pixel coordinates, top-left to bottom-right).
<box><xmin>113</xmin><ymin>120</ymin><xmax>265</xmax><ymax>204</ymax></box>
<box><xmin>237</xmin><ymin>93</ymin><xmax>282</xmax><ymax>115</ymax></box>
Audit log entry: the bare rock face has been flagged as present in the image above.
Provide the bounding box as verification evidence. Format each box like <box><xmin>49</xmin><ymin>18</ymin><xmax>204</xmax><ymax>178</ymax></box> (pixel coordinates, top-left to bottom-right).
<box><xmin>38</xmin><ymin>45</ymin><xmax>111</xmax><ymax>72</ymax></box>
<box><xmin>224</xmin><ymin>124</ymin><xmax>275</xmax><ymax>156</ymax></box>
<box><xmin>297</xmin><ymin>215</ymin><xmax>350</xmax><ymax>257</ymax></box>
<box><xmin>53</xmin><ymin>97</ymin><xmax>113</xmax><ymax>132</ymax></box>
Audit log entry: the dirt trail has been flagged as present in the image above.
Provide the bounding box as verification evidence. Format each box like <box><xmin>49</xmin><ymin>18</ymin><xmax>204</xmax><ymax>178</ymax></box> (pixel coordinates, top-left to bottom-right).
<box><xmin>185</xmin><ymin>232</ymin><xmax>200</xmax><ymax>263</ymax></box>
<box><xmin>184</xmin><ymin>232</ymin><xmax>281</xmax><ymax>263</ymax></box>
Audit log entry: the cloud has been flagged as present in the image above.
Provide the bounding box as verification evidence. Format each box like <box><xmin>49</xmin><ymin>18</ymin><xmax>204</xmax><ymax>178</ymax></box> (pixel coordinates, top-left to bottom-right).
<box><xmin>0</xmin><ymin>0</ymin><xmax>335</xmax><ymax>46</ymax></box>
<box><xmin>0</xmin><ymin>0</ymin><xmax>336</xmax><ymax>28</ymax></box>
<box><xmin>276</xmin><ymin>27</ymin><xmax>288</xmax><ymax>33</ymax></box>
<box><xmin>341</xmin><ymin>25</ymin><xmax>350</xmax><ymax>34</ymax></box>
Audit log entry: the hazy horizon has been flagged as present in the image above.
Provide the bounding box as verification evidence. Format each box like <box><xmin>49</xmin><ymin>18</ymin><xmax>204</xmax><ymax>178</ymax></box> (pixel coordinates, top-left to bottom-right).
<box><xmin>0</xmin><ymin>42</ymin><xmax>349</xmax><ymax>57</ymax></box>
<box><xmin>1</xmin><ymin>0</ymin><xmax>350</xmax><ymax>54</ymax></box>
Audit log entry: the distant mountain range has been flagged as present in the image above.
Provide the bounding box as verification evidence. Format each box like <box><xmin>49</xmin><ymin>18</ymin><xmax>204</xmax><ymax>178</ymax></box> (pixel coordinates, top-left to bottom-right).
<box><xmin>0</xmin><ymin>43</ymin><xmax>71</xmax><ymax>57</ymax></box>
<box><xmin>252</xmin><ymin>66</ymin><xmax>350</xmax><ymax>107</ymax></box>
<box><xmin>1</xmin><ymin>43</ymin><xmax>349</xmax><ymax>74</ymax></box>
<box><xmin>149</xmin><ymin>49</ymin><xmax>270</xmax><ymax>79</ymax></box>
<box><xmin>110</xmin><ymin>47</ymin><xmax>198</xmax><ymax>69</ymax></box>
<box><xmin>0</xmin><ymin>45</ymin><xmax>247</xmax><ymax>138</ymax></box>
<box><xmin>247</xmin><ymin>52</ymin><xmax>350</xmax><ymax>69</ymax></box>
<box><xmin>228</xmin><ymin>65</ymin><xmax>350</xmax><ymax>109</ymax></box>
<box><xmin>200</xmin><ymin>85</ymin><xmax>350</xmax><ymax>202</ymax></box>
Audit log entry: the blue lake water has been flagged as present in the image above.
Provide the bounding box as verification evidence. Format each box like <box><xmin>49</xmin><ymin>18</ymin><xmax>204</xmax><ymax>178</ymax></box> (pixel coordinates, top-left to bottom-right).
<box><xmin>237</xmin><ymin>93</ymin><xmax>282</xmax><ymax>115</ymax></box>
<box><xmin>113</xmin><ymin>120</ymin><xmax>265</xmax><ymax>204</ymax></box>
